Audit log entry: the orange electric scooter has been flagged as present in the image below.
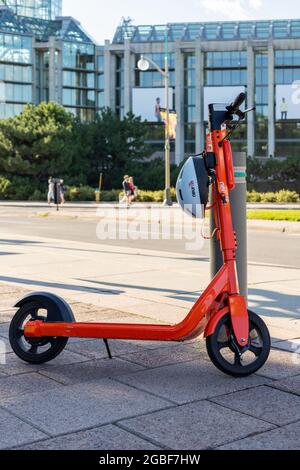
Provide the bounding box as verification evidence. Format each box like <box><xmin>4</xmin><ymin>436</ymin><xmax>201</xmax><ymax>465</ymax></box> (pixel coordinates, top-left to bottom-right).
<box><xmin>9</xmin><ymin>93</ymin><xmax>271</xmax><ymax>377</ymax></box>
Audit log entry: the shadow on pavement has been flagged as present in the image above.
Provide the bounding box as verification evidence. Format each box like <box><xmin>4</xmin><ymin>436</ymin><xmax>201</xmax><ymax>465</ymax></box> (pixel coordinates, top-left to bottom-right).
<box><xmin>77</xmin><ymin>278</ymin><xmax>201</xmax><ymax>298</ymax></box>
<box><xmin>0</xmin><ymin>239</ymin><xmax>42</xmax><ymax>246</ymax></box>
<box><xmin>0</xmin><ymin>276</ymin><xmax>124</xmax><ymax>296</ymax></box>
<box><xmin>249</xmin><ymin>287</ymin><xmax>300</xmax><ymax>319</ymax></box>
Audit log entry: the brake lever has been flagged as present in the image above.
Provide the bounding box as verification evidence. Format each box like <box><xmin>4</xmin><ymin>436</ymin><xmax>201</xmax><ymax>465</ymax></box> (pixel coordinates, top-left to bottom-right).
<box><xmin>244</xmin><ymin>106</ymin><xmax>256</xmax><ymax>114</ymax></box>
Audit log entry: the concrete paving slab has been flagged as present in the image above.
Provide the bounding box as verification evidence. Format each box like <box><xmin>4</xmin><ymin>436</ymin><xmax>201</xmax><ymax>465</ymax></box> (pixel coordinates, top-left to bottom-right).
<box><xmin>122</xmin><ymin>344</ymin><xmax>205</xmax><ymax>369</ymax></box>
<box><xmin>273</xmin><ymin>338</ymin><xmax>300</xmax><ymax>353</ymax></box>
<box><xmin>248</xmin><ymin>265</ymin><xmax>300</xmax><ymax>285</ymax></box>
<box><xmin>248</xmin><ymin>282</ymin><xmax>300</xmax><ymax>320</ymax></box>
<box><xmin>270</xmin><ymin>329</ymin><xmax>300</xmax><ymax>344</ymax></box>
<box><xmin>0</xmin><ymin>408</ymin><xmax>47</xmax><ymax>450</ymax></box>
<box><xmin>264</xmin><ymin>317</ymin><xmax>300</xmax><ymax>329</ymax></box>
<box><xmin>257</xmin><ymin>349</ymin><xmax>300</xmax><ymax>380</ymax></box>
<box><xmin>0</xmin><ymin>310</ymin><xmax>15</xmax><ymax>324</ymax></box>
<box><xmin>0</xmin><ymin>372</ymin><xmax>62</xmax><ymax>399</ymax></box>
<box><xmin>218</xmin><ymin>420</ymin><xmax>300</xmax><ymax>450</ymax></box>
<box><xmin>271</xmin><ymin>374</ymin><xmax>300</xmax><ymax>396</ymax></box>
<box><xmin>120</xmin><ymin>400</ymin><xmax>274</xmax><ymax>450</ymax></box>
<box><xmin>212</xmin><ymin>385</ymin><xmax>300</xmax><ymax>426</ymax></box>
<box><xmin>118</xmin><ymin>360</ymin><xmax>270</xmax><ymax>405</ymax></box>
<box><xmin>39</xmin><ymin>358</ymin><xmax>145</xmax><ymax>385</ymax></box>
<box><xmin>1</xmin><ymin>378</ymin><xmax>172</xmax><ymax>436</ymax></box>
<box><xmin>0</xmin><ymin>323</ymin><xmax>9</xmax><ymax>337</ymax></box>
<box><xmin>66</xmin><ymin>339</ymin><xmax>147</xmax><ymax>359</ymax></box>
<box><xmin>17</xmin><ymin>424</ymin><xmax>159</xmax><ymax>450</ymax></box>
<box><xmin>0</xmin><ymin>337</ymin><xmax>13</xmax><ymax>354</ymax></box>
<box><xmin>0</xmin><ymin>350</ymin><xmax>90</xmax><ymax>376</ymax></box>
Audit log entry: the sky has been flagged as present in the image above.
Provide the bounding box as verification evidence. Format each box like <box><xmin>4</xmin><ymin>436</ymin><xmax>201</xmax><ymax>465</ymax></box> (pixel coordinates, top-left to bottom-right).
<box><xmin>63</xmin><ymin>0</ymin><xmax>300</xmax><ymax>44</ymax></box>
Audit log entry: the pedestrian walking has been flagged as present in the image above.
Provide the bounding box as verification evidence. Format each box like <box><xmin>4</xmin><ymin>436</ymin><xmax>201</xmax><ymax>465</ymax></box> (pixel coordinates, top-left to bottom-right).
<box><xmin>129</xmin><ymin>176</ymin><xmax>137</xmax><ymax>202</ymax></box>
<box><xmin>60</xmin><ymin>180</ymin><xmax>66</xmax><ymax>205</ymax></box>
<box><xmin>47</xmin><ymin>177</ymin><xmax>54</xmax><ymax>204</ymax></box>
<box><xmin>121</xmin><ymin>175</ymin><xmax>132</xmax><ymax>206</ymax></box>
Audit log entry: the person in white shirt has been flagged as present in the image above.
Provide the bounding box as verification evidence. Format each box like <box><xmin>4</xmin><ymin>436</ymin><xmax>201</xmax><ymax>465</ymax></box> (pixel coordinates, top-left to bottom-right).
<box><xmin>47</xmin><ymin>177</ymin><xmax>54</xmax><ymax>204</ymax></box>
<box><xmin>280</xmin><ymin>98</ymin><xmax>288</xmax><ymax>120</ymax></box>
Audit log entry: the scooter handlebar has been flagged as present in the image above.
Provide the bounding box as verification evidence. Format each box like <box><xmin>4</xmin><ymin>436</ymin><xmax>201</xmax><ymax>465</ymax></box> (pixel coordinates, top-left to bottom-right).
<box><xmin>227</xmin><ymin>92</ymin><xmax>246</xmax><ymax>115</ymax></box>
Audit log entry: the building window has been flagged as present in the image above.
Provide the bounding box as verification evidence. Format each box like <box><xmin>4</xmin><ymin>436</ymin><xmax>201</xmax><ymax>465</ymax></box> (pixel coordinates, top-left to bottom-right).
<box><xmin>255</xmin><ymin>51</ymin><xmax>268</xmax><ymax>156</ymax></box>
<box><xmin>115</xmin><ymin>54</ymin><xmax>124</xmax><ymax>118</ymax></box>
<box><xmin>275</xmin><ymin>49</ymin><xmax>300</xmax><ymax>157</ymax></box>
<box><xmin>63</xmin><ymin>42</ymin><xmax>95</xmax><ymax>70</ymax></box>
<box><xmin>184</xmin><ymin>52</ymin><xmax>196</xmax><ymax>154</ymax></box>
<box><xmin>0</xmin><ymin>34</ymin><xmax>32</xmax><ymax>64</ymax></box>
<box><xmin>135</xmin><ymin>53</ymin><xmax>175</xmax><ymax>88</ymax></box>
<box><xmin>204</xmin><ymin>51</ymin><xmax>247</xmax><ymax>86</ymax></box>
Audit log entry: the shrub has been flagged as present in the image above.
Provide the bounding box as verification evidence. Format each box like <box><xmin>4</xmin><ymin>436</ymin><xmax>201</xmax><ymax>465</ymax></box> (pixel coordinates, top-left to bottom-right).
<box><xmin>28</xmin><ymin>189</ymin><xmax>46</xmax><ymax>201</ymax></box>
<box><xmin>65</xmin><ymin>186</ymin><xmax>95</xmax><ymax>202</ymax></box>
<box><xmin>274</xmin><ymin>190</ymin><xmax>300</xmax><ymax>203</ymax></box>
<box><xmin>101</xmin><ymin>190</ymin><xmax>121</xmax><ymax>202</ymax></box>
<box><xmin>0</xmin><ymin>176</ymin><xmax>11</xmax><ymax>199</ymax></box>
<box><xmin>247</xmin><ymin>190</ymin><xmax>300</xmax><ymax>203</ymax></box>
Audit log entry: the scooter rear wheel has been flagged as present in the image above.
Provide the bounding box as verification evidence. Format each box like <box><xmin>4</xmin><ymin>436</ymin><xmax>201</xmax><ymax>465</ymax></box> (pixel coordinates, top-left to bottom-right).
<box><xmin>206</xmin><ymin>310</ymin><xmax>271</xmax><ymax>377</ymax></box>
<box><xmin>9</xmin><ymin>301</ymin><xmax>68</xmax><ymax>364</ymax></box>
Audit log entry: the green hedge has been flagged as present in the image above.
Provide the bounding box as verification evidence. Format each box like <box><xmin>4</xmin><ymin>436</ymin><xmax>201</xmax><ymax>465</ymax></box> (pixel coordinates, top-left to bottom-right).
<box><xmin>247</xmin><ymin>190</ymin><xmax>300</xmax><ymax>203</ymax></box>
<box><xmin>1</xmin><ymin>174</ymin><xmax>299</xmax><ymax>203</ymax></box>
<box><xmin>247</xmin><ymin>156</ymin><xmax>300</xmax><ymax>193</ymax></box>
<box><xmin>0</xmin><ymin>176</ymin><xmax>11</xmax><ymax>199</ymax></box>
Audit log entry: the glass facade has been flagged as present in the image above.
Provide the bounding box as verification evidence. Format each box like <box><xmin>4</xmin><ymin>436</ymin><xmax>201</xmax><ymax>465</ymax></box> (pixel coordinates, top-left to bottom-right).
<box><xmin>0</xmin><ymin>0</ymin><xmax>62</xmax><ymax>20</ymax></box>
<box><xmin>0</xmin><ymin>1</ymin><xmax>100</xmax><ymax>121</ymax></box>
<box><xmin>133</xmin><ymin>52</ymin><xmax>175</xmax><ymax>150</ymax></box>
<box><xmin>115</xmin><ymin>54</ymin><xmax>124</xmax><ymax>119</ymax></box>
<box><xmin>204</xmin><ymin>50</ymin><xmax>247</xmax><ymax>152</ymax></box>
<box><xmin>109</xmin><ymin>19</ymin><xmax>300</xmax><ymax>161</ymax></box>
<box><xmin>62</xmin><ymin>42</ymin><xmax>98</xmax><ymax>121</ymax></box>
<box><xmin>184</xmin><ymin>52</ymin><xmax>196</xmax><ymax>154</ymax></box>
<box><xmin>114</xmin><ymin>20</ymin><xmax>300</xmax><ymax>43</ymax></box>
<box><xmin>255</xmin><ymin>51</ymin><xmax>269</xmax><ymax>157</ymax></box>
<box><xmin>275</xmin><ymin>50</ymin><xmax>300</xmax><ymax>158</ymax></box>
<box><xmin>0</xmin><ymin>31</ymin><xmax>33</xmax><ymax>118</ymax></box>
<box><xmin>205</xmin><ymin>51</ymin><xmax>247</xmax><ymax>86</ymax></box>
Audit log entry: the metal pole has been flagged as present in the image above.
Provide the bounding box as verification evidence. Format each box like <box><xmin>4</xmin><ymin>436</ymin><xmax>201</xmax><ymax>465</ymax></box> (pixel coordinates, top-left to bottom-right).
<box><xmin>99</xmin><ymin>173</ymin><xmax>103</xmax><ymax>201</ymax></box>
<box><xmin>210</xmin><ymin>152</ymin><xmax>248</xmax><ymax>298</ymax></box>
<box><xmin>163</xmin><ymin>29</ymin><xmax>172</xmax><ymax>207</ymax></box>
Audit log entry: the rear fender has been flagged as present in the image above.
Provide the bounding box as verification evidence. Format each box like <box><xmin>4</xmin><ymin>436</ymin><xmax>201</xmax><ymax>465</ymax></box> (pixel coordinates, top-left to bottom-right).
<box><xmin>14</xmin><ymin>292</ymin><xmax>75</xmax><ymax>323</ymax></box>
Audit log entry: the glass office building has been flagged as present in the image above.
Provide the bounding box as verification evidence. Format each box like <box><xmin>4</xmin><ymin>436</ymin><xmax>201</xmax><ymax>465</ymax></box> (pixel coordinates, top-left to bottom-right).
<box><xmin>105</xmin><ymin>19</ymin><xmax>300</xmax><ymax>162</ymax></box>
<box><xmin>0</xmin><ymin>0</ymin><xmax>62</xmax><ymax>20</ymax></box>
<box><xmin>0</xmin><ymin>0</ymin><xmax>103</xmax><ymax>120</ymax></box>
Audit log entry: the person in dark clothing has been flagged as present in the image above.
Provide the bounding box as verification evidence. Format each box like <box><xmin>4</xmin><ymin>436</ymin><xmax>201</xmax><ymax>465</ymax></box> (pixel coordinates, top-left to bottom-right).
<box><xmin>121</xmin><ymin>175</ymin><xmax>132</xmax><ymax>205</ymax></box>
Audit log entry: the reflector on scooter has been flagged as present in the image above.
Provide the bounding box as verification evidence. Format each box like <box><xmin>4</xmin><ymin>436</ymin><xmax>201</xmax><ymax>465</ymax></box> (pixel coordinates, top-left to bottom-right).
<box><xmin>176</xmin><ymin>157</ymin><xmax>209</xmax><ymax>218</ymax></box>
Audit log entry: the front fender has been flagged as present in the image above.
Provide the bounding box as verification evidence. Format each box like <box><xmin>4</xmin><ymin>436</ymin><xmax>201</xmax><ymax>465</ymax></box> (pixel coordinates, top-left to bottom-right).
<box><xmin>204</xmin><ymin>307</ymin><xmax>229</xmax><ymax>338</ymax></box>
<box><xmin>15</xmin><ymin>292</ymin><xmax>75</xmax><ymax>323</ymax></box>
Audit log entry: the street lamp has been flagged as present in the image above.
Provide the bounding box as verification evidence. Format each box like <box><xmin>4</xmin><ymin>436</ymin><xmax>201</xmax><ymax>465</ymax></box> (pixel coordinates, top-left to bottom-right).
<box><xmin>137</xmin><ymin>53</ymin><xmax>173</xmax><ymax>206</ymax></box>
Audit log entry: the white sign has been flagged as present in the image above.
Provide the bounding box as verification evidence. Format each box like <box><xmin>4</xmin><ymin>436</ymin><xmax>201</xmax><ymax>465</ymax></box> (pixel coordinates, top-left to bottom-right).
<box><xmin>132</xmin><ymin>87</ymin><xmax>174</xmax><ymax>122</ymax></box>
<box><xmin>276</xmin><ymin>83</ymin><xmax>300</xmax><ymax>120</ymax></box>
<box><xmin>204</xmin><ymin>86</ymin><xmax>246</xmax><ymax>121</ymax></box>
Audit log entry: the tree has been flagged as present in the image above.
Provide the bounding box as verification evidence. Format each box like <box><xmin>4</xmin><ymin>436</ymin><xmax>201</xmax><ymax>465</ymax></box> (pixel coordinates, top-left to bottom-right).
<box><xmin>0</xmin><ymin>102</ymin><xmax>76</xmax><ymax>179</ymax></box>
<box><xmin>85</xmin><ymin>109</ymin><xmax>151</xmax><ymax>188</ymax></box>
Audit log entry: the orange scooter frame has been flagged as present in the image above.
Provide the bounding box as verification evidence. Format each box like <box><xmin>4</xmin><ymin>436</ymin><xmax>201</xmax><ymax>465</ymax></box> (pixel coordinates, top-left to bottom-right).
<box><xmin>11</xmin><ymin>93</ymin><xmax>272</xmax><ymax>376</ymax></box>
<box><xmin>23</xmin><ymin>128</ymin><xmax>249</xmax><ymax>349</ymax></box>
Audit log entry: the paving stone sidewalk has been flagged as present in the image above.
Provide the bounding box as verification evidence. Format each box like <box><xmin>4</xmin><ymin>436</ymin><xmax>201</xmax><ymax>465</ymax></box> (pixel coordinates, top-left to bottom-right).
<box><xmin>0</xmin><ymin>284</ymin><xmax>299</xmax><ymax>451</ymax></box>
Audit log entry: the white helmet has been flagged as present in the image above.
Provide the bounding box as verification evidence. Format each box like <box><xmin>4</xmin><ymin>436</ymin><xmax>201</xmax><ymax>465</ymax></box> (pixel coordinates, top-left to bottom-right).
<box><xmin>176</xmin><ymin>157</ymin><xmax>209</xmax><ymax>218</ymax></box>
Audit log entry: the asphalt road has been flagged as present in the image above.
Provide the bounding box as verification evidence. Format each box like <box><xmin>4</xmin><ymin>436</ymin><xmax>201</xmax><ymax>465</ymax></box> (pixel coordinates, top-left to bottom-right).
<box><xmin>0</xmin><ymin>215</ymin><xmax>299</xmax><ymax>269</ymax></box>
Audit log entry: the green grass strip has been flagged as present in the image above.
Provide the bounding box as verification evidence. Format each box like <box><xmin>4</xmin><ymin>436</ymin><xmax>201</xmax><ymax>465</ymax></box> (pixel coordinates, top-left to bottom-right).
<box><xmin>247</xmin><ymin>210</ymin><xmax>300</xmax><ymax>222</ymax></box>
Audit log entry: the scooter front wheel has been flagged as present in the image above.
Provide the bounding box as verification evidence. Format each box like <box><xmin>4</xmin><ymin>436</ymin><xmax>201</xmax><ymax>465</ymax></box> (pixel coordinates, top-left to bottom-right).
<box><xmin>9</xmin><ymin>301</ymin><xmax>68</xmax><ymax>364</ymax></box>
<box><xmin>206</xmin><ymin>311</ymin><xmax>271</xmax><ymax>377</ymax></box>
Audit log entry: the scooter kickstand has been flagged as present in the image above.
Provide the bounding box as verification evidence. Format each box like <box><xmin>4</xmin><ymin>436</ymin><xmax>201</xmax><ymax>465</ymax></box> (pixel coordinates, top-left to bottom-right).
<box><xmin>103</xmin><ymin>339</ymin><xmax>113</xmax><ymax>359</ymax></box>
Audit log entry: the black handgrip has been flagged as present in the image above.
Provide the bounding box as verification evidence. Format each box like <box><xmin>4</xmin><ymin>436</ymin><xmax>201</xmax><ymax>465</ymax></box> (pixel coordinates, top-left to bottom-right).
<box><xmin>227</xmin><ymin>92</ymin><xmax>246</xmax><ymax>114</ymax></box>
